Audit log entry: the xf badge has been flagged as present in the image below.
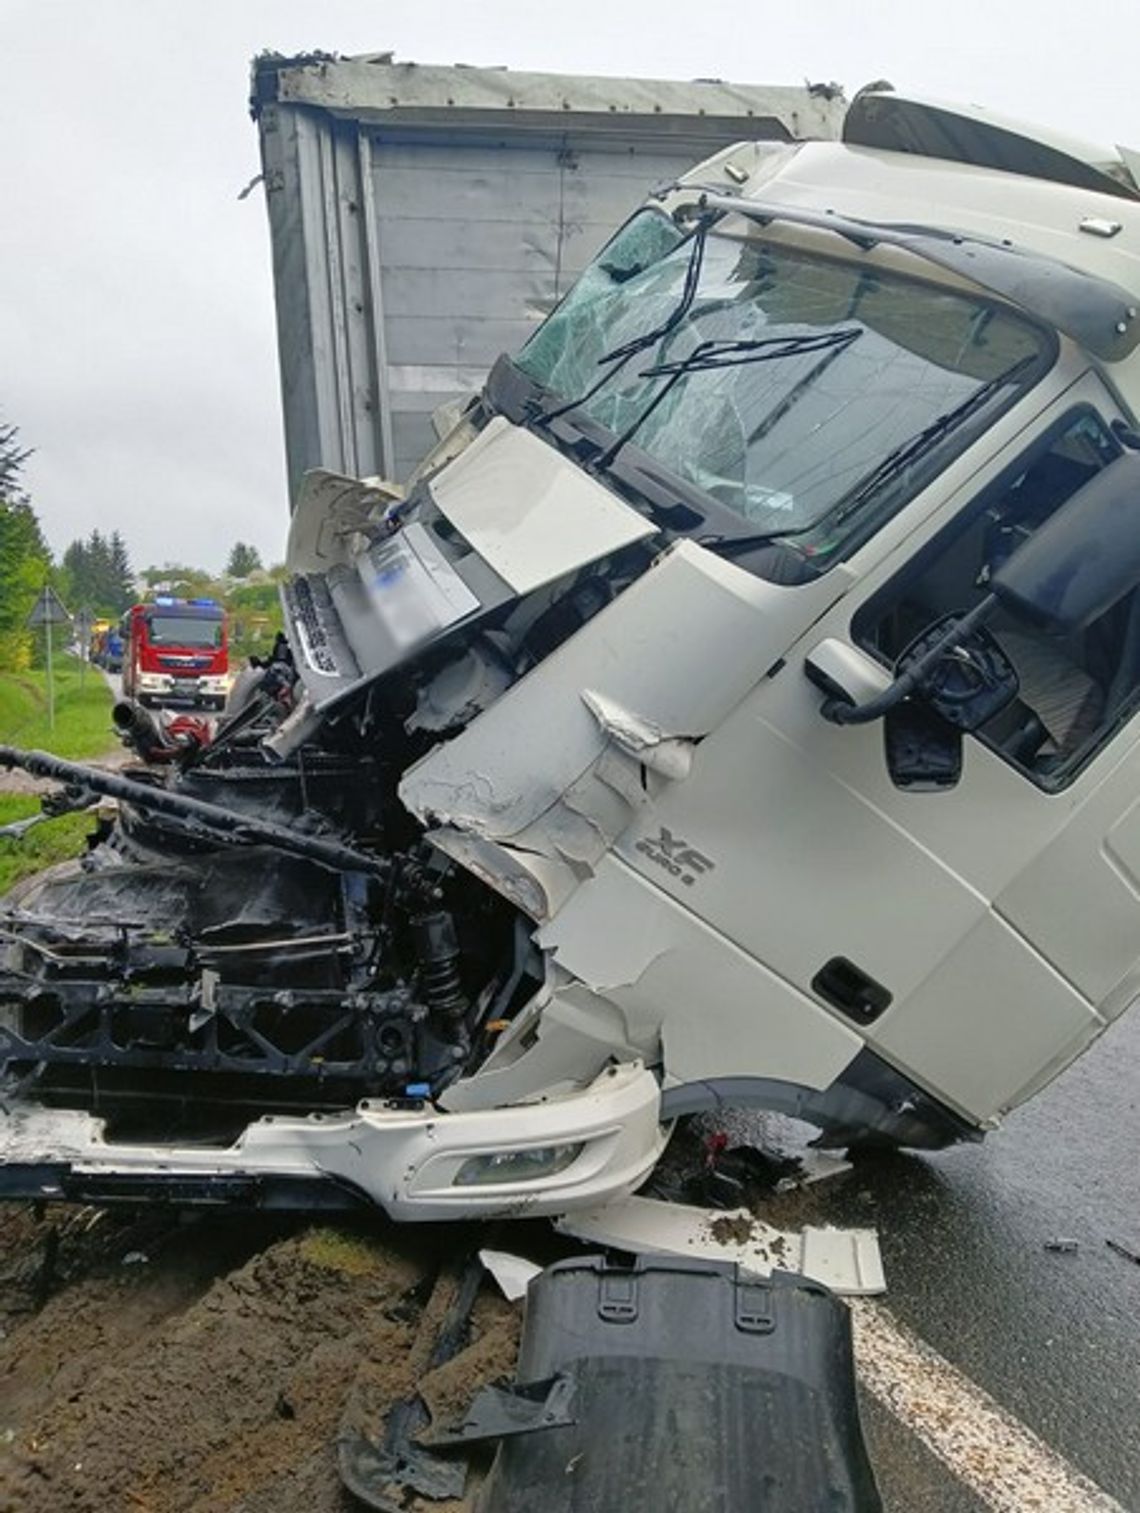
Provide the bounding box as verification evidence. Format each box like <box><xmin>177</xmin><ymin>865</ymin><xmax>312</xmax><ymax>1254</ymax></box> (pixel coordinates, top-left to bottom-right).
<box><xmin>634</xmin><ymin>826</ymin><xmax>715</xmax><ymax>887</ymax></box>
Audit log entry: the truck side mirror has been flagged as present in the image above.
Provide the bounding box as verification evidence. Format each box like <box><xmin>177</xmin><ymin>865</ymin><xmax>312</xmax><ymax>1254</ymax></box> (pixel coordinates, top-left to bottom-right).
<box><xmin>991</xmin><ymin>451</ymin><xmax>1140</xmax><ymax>633</ymax></box>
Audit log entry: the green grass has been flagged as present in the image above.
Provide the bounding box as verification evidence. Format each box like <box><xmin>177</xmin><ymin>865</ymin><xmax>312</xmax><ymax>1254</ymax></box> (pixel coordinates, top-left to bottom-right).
<box><xmin>297</xmin><ymin>1226</ymin><xmax>386</xmax><ymax>1277</ymax></box>
<box><xmin>0</xmin><ymin>794</ymin><xmax>96</xmax><ymax>895</ymax></box>
<box><xmin>0</xmin><ymin>655</ymin><xmax>116</xmax><ymax>759</ymax></box>
<box><xmin>0</xmin><ymin>657</ymin><xmax>114</xmax><ymax>895</ymax></box>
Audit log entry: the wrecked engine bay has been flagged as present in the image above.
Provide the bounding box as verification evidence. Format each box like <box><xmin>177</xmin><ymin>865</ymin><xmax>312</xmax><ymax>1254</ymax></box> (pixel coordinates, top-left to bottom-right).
<box><xmin>0</xmin><ymin>800</ymin><xmax>514</xmax><ymax>1134</ymax></box>
<box><xmin>0</xmin><ymin>409</ymin><xmax>688</xmax><ymax>1211</ymax></box>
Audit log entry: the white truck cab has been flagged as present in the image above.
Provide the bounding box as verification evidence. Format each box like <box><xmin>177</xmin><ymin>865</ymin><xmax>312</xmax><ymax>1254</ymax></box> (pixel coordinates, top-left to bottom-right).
<box><xmin>4</xmin><ymin>89</ymin><xmax>1140</xmax><ymax>1218</ymax></box>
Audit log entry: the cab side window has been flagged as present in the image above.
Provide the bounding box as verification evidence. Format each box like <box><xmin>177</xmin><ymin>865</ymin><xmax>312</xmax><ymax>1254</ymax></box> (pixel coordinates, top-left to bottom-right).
<box><xmin>854</xmin><ymin>411</ymin><xmax>1140</xmax><ymax>788</ymax></box>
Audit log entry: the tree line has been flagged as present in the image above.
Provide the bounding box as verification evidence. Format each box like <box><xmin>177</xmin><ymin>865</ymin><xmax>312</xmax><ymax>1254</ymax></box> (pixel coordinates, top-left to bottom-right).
<box><xmin>61</xmin><ymin>531</ymin><xmax>135</xmax><ymax>619</ymax></box>
<box><xmin>0</xmin><ymin>421</ymin><xmax>51</xmax><ymax>671</ymax></box>
<box><xmin>2</xmin><ymin>419</ymin><xmax>137</xmax><ymax>670</ymax></box>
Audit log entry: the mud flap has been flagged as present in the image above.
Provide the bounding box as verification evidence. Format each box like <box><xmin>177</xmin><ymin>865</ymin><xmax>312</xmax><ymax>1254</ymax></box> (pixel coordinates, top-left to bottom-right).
<box><xmin>469</xmin><ymin>1254</ymin><xmax>880</xmax><ymax>1512</ymax></box>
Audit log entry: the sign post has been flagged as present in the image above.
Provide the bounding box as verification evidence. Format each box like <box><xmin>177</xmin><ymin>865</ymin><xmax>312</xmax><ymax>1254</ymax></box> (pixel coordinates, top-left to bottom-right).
<box><xmin>73</xmin><ymin>606</ymin><xmax>95</xmax><ymax>693</ymax></box>
<box><xmin>26</xmin><ymin>585</ymin><xmax>73</xmax><ymax>734</ymax></box>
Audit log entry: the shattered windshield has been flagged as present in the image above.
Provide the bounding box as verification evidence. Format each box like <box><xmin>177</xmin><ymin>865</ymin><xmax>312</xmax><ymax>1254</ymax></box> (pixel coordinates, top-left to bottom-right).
<box><xmin>516</xmin><ymin>211</ymin><xmax>1050</xmax><ymax>562</ymax></box>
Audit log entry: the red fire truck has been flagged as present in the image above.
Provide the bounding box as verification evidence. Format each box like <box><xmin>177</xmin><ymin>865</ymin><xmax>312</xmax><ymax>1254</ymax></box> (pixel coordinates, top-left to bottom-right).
<box><xmin>121</xmin><ymin>597</ymin><xmax>229</xmax><ymax>710</ymax></box>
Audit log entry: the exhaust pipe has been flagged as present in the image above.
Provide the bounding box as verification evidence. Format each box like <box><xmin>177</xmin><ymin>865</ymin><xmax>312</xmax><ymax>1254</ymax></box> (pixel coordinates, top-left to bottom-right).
<box><xmin>112</xmin><ymin>695</ymin><xmax>160</xmax><ymax>738</ymax></box>
<box><xmin>112</xmin><ymin>699</ymin><xmax>165</xmax><ymax>753</ymax></box>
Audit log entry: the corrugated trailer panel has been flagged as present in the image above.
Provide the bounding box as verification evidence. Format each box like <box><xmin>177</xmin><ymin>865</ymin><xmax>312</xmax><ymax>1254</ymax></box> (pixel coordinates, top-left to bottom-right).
<box><xmin>252</xmin><ymin>54</ymin><xmax>846</xmax><ymax>500</ymax></box>
<box><xmin>371</xmin><ymin>130</ymin><xmax>712</xmax><ymax>477</ymax></box>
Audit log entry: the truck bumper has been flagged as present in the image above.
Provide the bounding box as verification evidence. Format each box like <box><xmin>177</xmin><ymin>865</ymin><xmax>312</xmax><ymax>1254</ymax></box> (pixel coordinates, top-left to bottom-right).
<box><xmin>136</xmin><ymin>674</ymin><xmax>228</xmax><ymax>707</ymax></box>
<box><xmin>0</xmin><ymin>1062</ymin><xmax>666</xmax><ymax>1220</ymax></box>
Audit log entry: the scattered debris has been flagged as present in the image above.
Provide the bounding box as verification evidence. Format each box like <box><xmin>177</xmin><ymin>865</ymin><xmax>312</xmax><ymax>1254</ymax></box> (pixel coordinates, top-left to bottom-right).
<box><xmin>479</xmin><ymin>1248</ymin><xmax>542</xmax><ymax>1303</ymax></box>
<box><xmin>1044</xmin><ymin>1238</ymin><xmax>1080</xmax><ymax>1254</ymax></box>
<box><xmin>338</xmin><ymin>1250</ymin><xmax>521</xmax><ymax>1512</ymax></box>
<box><xmin>788</xmin><ymin>1150</ymin><xmax>854</xmax><ymax>1189</ymax></box>
<box><xmin>651</xmin><ymin>1122</ymin><xmax>856</xmax><ymax>1214</ymax></box>
<box><xmin>708</xmin><ymin>1213</ymin><xmax>757</xmax><ymax>1247</ymax></box>
<box><xmin>1105</xmin><ymin>1237</ymin><xmax>1140</xmax><ymax>1267</ymax></box>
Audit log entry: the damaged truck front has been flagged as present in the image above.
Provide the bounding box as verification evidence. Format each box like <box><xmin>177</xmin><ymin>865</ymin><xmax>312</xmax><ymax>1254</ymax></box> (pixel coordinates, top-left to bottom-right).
<box><xmin>6</xmin><ymin>70</ymin><xmax>1140</xmax><ymax>1219</ymax></box>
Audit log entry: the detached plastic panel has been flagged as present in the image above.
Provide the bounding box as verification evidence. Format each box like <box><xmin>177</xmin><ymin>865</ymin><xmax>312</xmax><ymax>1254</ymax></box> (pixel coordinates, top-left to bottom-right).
<box><xmin>479</xmin><ymin>1253</ymin><xmax>881</xmax><ymax>1512</ymax></box>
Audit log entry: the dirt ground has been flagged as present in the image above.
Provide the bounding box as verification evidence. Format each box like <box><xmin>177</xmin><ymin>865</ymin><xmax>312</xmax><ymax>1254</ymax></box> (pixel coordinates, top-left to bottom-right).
<box><xmin>0</xmin><ymin>1204</ymin><xmax>521</xmax><ymax>1513</ymax></box>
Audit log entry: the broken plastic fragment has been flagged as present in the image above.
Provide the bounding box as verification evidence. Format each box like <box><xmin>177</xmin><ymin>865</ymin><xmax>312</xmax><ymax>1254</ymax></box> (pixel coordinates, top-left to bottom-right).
<box><xmin>479</xmin><ymin>1248</ymin><xmax>543</xmax><ymax>1301</ymax></box>
<box><xmin>555</xmin><ymin>1195</ymin><xmax>885</xmax><ymax>1296</ymax></box>
<box><xmin>780</xmin><ymin>1150</ymin><xmax>854</xmax><ymax>1189</ymax></box>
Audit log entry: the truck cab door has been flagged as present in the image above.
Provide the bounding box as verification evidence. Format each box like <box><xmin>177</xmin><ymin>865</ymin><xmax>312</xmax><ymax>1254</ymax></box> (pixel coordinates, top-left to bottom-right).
<box><xmin>613</xmin><ymin>375</ymin><xmax>1140</xmax><ymax>1129</ymax></box>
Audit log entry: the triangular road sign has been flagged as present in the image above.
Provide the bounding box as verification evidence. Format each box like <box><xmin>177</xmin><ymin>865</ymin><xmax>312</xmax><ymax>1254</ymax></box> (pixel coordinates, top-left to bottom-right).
<box><xmin>26</xmin><ymin>585</ymin><xmax>72</xmax><ymax>628</ymax></box>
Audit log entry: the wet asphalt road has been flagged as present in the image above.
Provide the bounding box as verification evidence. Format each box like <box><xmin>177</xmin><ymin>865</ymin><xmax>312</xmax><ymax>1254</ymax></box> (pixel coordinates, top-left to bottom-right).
<box><xmin>775</xmin><ymin>1005</ymin><xmax>1140</xmax><ymax>1509</ymax></box>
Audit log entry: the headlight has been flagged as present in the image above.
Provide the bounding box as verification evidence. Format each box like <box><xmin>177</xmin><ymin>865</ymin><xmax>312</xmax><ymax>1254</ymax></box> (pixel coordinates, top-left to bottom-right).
<box><xmin>452</xmin><ymin>1143</ymin><xmax>584</xmax><ymax>1187</ymax></box>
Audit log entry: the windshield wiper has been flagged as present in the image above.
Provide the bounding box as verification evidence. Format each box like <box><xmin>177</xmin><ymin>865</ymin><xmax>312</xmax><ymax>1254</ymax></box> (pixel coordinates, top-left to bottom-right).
<box><xmin>595</xmin><ymin>328</ymin><xmax>862</xmax><ymax>471</ymax></box>
<box><xmin>826</xmin><ymin>354</ymin><xmax>1038</xmax><ymax>530</ymax></box>
<box><xmin>532</xmin><ymin>214</ymin><xmax>716</xmax><ymax>428</ymax></box>
<box><xmin>639</xmin><ymin>328</ymin><xmax>862</xmax><ymax>379</ymax></box>
<box><xmin>705</xmin><ymin>352</ymin><xmax>1037</xmax><ymax>561</ymax></box>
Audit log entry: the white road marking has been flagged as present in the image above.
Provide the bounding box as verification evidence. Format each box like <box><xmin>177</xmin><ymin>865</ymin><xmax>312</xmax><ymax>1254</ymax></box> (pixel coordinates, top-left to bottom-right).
<box><xmin>851</xmin><ymin>1300</ymin><xmax>1126</xmax><ymax>1512</ymax></box>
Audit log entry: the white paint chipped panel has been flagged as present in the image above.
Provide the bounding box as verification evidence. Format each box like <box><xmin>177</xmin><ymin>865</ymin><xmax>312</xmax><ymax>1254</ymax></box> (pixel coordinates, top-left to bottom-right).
<box><xmin>557</xmin><ymin>1195</ymin><xmax>885</xmax><ymax>1295</ymax></box>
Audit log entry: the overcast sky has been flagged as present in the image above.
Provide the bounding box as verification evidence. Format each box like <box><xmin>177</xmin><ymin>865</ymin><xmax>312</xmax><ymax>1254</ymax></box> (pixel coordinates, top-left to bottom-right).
<box><xmin>3</xmin><ymin>0</ymin><xmax>1138</xmax><ymax>573</ymax></box>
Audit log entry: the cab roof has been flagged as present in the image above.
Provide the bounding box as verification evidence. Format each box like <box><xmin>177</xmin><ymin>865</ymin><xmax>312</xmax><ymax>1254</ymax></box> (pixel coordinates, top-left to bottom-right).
<box><xmin>670</xmin><ymin>109</ymin><xmax>1140</xmax><ymax>367</ymax></box>
<box><xmin>681</xmin><ymin>137</ymin><xmax>1140</xmax><ymax>305</ymax></box>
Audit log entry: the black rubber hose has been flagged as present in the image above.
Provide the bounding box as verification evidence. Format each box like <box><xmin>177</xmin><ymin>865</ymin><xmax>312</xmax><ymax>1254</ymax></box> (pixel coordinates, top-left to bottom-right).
<box><xmin>0</xmin><ymin>745</ymin><xmax>391</xmax><ymax>879</ymax></box>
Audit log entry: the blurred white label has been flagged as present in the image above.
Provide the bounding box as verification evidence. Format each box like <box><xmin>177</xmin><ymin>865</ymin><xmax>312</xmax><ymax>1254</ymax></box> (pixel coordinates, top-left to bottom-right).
<box><xmin>364</xmin><ymin>521</ymin><xmax>479</xmax><ymax>649</ymax></box>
